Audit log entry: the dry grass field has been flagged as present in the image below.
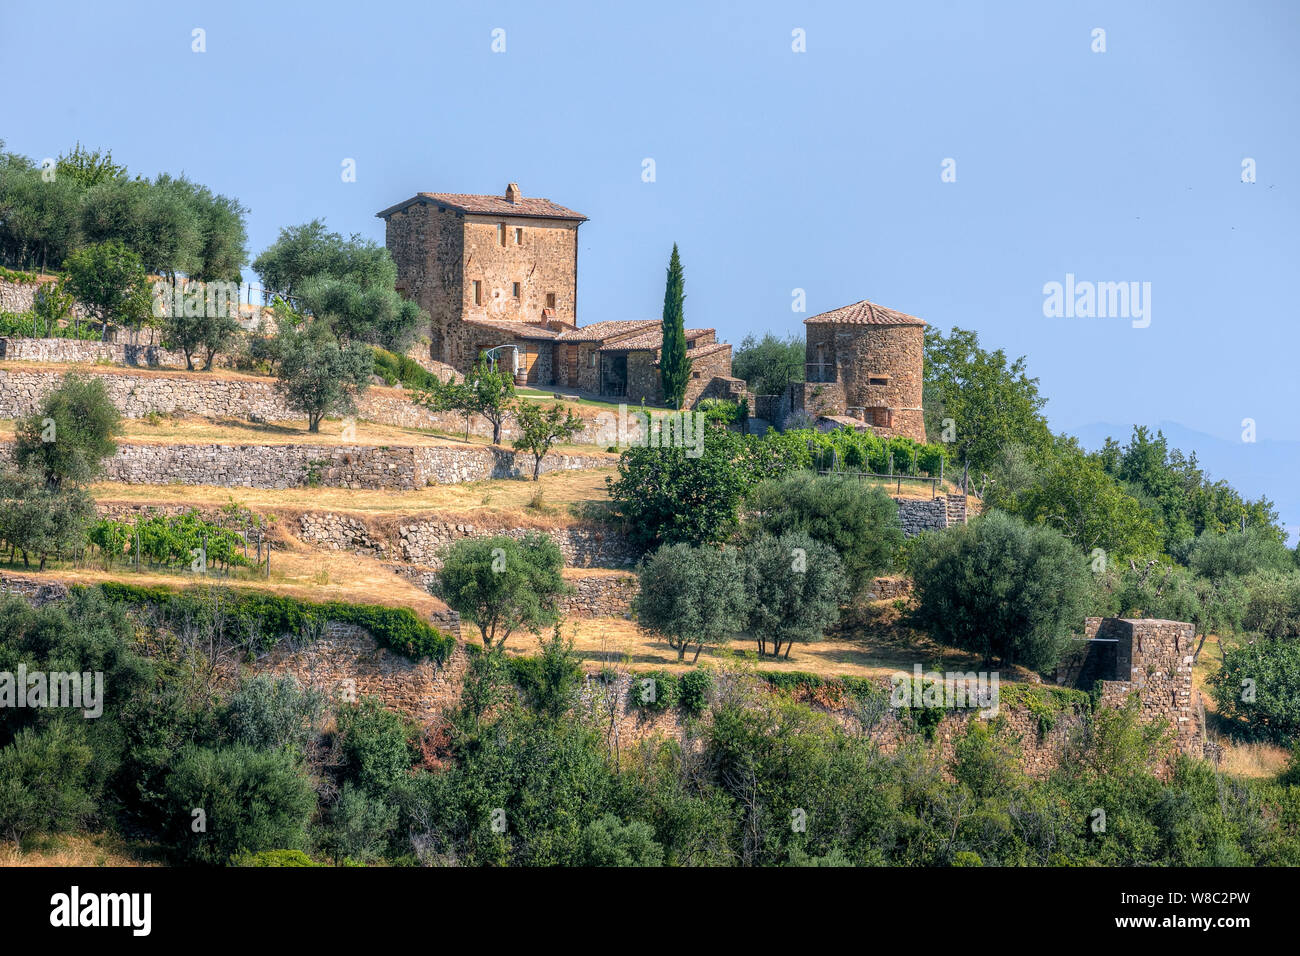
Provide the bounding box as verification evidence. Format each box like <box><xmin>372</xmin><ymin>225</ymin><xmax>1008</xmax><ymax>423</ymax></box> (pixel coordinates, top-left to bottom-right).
<box><xmin>0</xmin><ymin>833</ymin><xmax>162</xmax><ymax>867</ymax></box>
<box><xmin>0</xmin><ymin>411</ymin><xmax>609</xmax><ymax>458</ymax></box>
<box><xmin>89</xmin><ymin>465</ymin><xmax>616</xmax><ymax>524</ymax></box>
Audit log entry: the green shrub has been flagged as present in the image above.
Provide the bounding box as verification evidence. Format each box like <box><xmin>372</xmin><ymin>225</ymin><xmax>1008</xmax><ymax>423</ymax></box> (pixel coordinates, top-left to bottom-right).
<box><xmin>0</xmin><ymin>723</ymin><xmax>96</xmax><ymax>847</ymax></box>
<box><xmin>910</xmin><ymin>511</ymin><xmax>1091</xmax><ymax>671</ymax></box>
<box><xmin>628</xmin><ymin>670</ymin><xmax>678</xmax><ymax>711</ymax></box>
<box><xmin>321</xmin><ymin>783</ymin><xmax>398</xmax><ymax>864</ymax></box>
<box><xmin>747</xmin><ymin>471</ymin><xmax>904</xmax><ymax>594</ymax></box>
<box><xmin>582</xmin><ymin>813</ymin><xmax>664</xmax><ymax>866</ymax></box>
<box><xmin>94</xmin><ymin>582</ymin><xmax>455</xmax><ymax>662</ymax></box>
<box><xmin>678</xmin><ymin>669</ymin><xmax>713</xmax><ymax>715</ymax></box>
<box><xmin>231</xmin><ymin>849</ymin><xmax>325</xmax><ymax>867</ymax></box>
<box><xmin>1209</xmin><ymin>638</ymin><xmax>1300</xmax><ymax>740</ymax></box>
<box><xmin>337</xmin><ymin>697</ymin><xmax>416</xmax><ymax>795</ymax></box>
<box><xmin>221</xmin><ymin>675</ymin><xmax>326</xmax><ymax>755</ymax></box>
<box><xmin>164</xmin><ymin>743</ymin><xmax>316</xmax><ymax>865</ymax></box>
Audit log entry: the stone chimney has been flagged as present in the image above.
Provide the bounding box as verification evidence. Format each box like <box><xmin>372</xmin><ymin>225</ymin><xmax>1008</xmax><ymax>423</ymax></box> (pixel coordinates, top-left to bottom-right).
<box><xmin>505</xmin><ymin>183</ymin><xmax>521</xmax><ymax>203</ymax></box>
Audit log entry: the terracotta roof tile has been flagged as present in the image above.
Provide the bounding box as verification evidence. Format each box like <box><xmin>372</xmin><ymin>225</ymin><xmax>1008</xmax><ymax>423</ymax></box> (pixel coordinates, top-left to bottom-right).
<box><xmin>686</xmin><ymin>342</ymin><xmax>731</xmax><ymax>359</ymax></box>
<box><xmin>377</xmin><ymin>191</ymin><xmax>586</xmax><ymax>221</ymax></box>
<box><xmin>554</xmin><ymin>319</ymin><xmax>659</xmax><ymax>342</ymax></box>
<box><xmin>462</xmin><ymin>319</ymin><xmax>559</xmax><ymax>341</ymax></box>
<box><xmin>591</xmin><ymin>326</ymin><xmax>718</xmax><ymax>352</ymax></box>
<box><xmin>597</xmin><ymin>329</ymin><xmax>663</xmax><ymax>351</ymax></box>
<box><xmin>803</xmin><ymin>298</ymin><xmax>926</xmax><ymax>326</ymax></box>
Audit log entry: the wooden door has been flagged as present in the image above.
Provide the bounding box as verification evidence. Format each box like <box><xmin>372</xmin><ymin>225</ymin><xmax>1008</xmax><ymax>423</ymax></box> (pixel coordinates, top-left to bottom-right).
<box><xmin>564</xmin><ymin>345</ymin><xmax>578</xmax><ymax>386</ymax></box>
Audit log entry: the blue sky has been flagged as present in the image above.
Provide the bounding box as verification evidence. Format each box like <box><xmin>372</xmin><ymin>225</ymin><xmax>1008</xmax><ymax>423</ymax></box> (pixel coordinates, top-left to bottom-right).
<box><xmin>2</xmin><ymin>0</ymin><xmax>1297</xmax><ymax>512</ymax></box>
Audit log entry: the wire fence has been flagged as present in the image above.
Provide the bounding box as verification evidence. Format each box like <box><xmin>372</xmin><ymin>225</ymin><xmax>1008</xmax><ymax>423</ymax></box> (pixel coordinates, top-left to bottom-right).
<box><xmin>816</xmin><ymin>469</ymin><xmax>944</xmax><ymax>498</ymax></box>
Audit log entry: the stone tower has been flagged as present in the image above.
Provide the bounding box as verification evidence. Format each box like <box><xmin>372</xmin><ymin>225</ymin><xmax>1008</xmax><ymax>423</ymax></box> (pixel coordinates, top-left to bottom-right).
<box><xmin>784</xmin><ymin>298</ymin><xmax>926</xmax><ymax>442</ymax></box>
<box><xmin>377</xmin><ymin>184</ymin><xmax>587</xmax><ymax>369</ymax></box>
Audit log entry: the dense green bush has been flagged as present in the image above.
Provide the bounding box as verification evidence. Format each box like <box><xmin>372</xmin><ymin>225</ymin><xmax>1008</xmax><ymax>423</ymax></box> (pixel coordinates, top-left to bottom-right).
<box><xmin>371</xmin><ymin>346</ymin><xmax>440</xmax><ymax>390</ymax></box>
<box><xmin>95</xmin><ymin>582</ymin><xmax>455</xmax><ymax>662</ymax></box>
<box><xmin>164</xmin><ymin>743</ymin><xmax>316</xmax><ymax>865</ymax></box>
<box><xmin>1186</xmin><ymin>527</ymin><xmax>1295</xmax><ymax>581</ymax></box>
<box><xmin>321</xmin><ymin>783</ymin><xmax>398</xmax><ymax>864</ymax></box>
<box><xmin>231</xmin><ymin>849</ymin><xmax>324</xmax><ymax>867</ymax></box>
<box><xmin>747</xmin><ymin>471</ymin><xmax>904</xmax><ymax>594</ymax></box>
<box><xmin>336</xmin><ymin>697</ymin><xmax>416</xmax><ymax>796</ymax></box>
<box><xmin>1240</xmin><ymin>570</ymin><xmax>1300</xmax><ymax>640</ymax></box>
<box><xmin>628</xmin><ymin>670</ymin><xmax>679</xmax><ymax>712</ymax></box>
<box><xmin>0</xmin><ymin>723</ymin><xmax>96</xmax><ymax>847</ymax></box>
<box><xmin>910</xmin><ymin>511</ymin><xmax>1091</xmax><ymax>671</ymax></box>
<box><xmin>582</xmin><ymin>813</ymin><xmax>664</xmax><ymax>866</ymax></box>
<box><xmin>677</xmin><ymin>669</ymin><xmax>713</xmax><ymax>715</ymax></box>
<box><xmin>1210</xmin><ymin>638</ymin><xmax>1300</xmax><ymax>740</ymax></box>
<box><xmin>220</xmin><ymin>675</ymin><xmax>326</xmax><ymax>755</ymax></box>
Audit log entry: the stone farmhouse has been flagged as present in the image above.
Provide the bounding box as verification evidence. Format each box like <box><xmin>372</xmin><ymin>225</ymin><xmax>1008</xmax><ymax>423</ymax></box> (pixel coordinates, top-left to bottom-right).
<box><xmin>378</xmin><ymin>183</ymin><xmax>746</xmax><ymax>408</ymax></box>
<box><xmin>378</xmin><ymin>183</ymin><xmax>928</xmax><ymax>432</ymax></box>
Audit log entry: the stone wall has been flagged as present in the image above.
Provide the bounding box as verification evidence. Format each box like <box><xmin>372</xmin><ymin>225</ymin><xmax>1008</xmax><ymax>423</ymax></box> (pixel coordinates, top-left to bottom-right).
<box><xmin>0</xmin><ymin>571</ymin><xmax>71</xmax><ymax>606</ymax></box>
<box><xmin>570</xmin><ymin>670</ymin><xmax>1087</xmax><ymax>780</ymax></box>
<box><xmin>246</xmin><ymin>623</ymin><xmax>471</xmax><ymax>726</ymax></box>
<box><xmin>0</xmin><ymin>276</ymin><xmax>90</xmax><ymax>319</ymax></box>
<box><xmin>0</xmin><ymin>366</ymin><xmax>289</xmax><ymax>421</ymax></box>
<box><xmin>866</xmin><ymin>576</ymin><xmax>913</xmax><ymax>601</ymax></box>
<box><xmin>395</xmin><ymin>519</ymin><xmax>637</xmax><ymax>568</ymax></box>
<box><xmin>895</xmin><ymin>496</ymin><xmax>950</xmax><ymax>537</ymax></box>
<box><xmin>0</xmin><ymin>438</ymin><xmax>614</xmax><ymax>491</ymax></box>
<box><xmin>295</xmin><ymin>512</ymin><xmax>637</xmax><ymax>568</ymax></box>
<box><xmin>0</xmin><ymin>337</ymin><xmax>190</xmax><ymax>367</ymax></box>
<box><xmin>1059</xmin><ymin>617</ymin><xmax>1203</xmax><ymax>757</ymax></box>
<box><xmin>560</xmin><ymin>573</ymin><xmax>637</xmax><ymax>617</ymax></box>
<box><xmin>0</xmin><ymin>364</ymin><xmax>621</xmax><ymax>446</ymax></box>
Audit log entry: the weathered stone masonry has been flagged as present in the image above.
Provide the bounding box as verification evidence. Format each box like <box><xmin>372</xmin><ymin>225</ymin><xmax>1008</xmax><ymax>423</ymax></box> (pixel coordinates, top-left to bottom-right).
<box><xmin>0</xmin><ymin>439</ymin><xmax>614</xmax><ymax>491</ymax></box>
<box><xmin>0</xmin><ymin>364</ymin><xmax>624</xmax><ymax>446</ymax></box>
<box><xmin>1057</xmin><ymin>617</ymin><xmax>1205</xmax><ymax>757</ymax></box>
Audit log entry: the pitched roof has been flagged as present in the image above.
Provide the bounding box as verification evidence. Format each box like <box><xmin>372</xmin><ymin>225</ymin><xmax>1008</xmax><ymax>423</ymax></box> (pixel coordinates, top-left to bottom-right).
<box><xmin>594</xmin><ymin>326</ymin><xmax>717</xmax><ymax>352</ymax></box>
<box><xmin>803</xmin><ymin>298</ymin><xmax>926</xmax><ymax>326</ymax></box>
<box><xmin>686</xmin><ymin>342</ymin><xmax>731</xmax><ymax>360</ymax></box>
<box><xmin>376</xmin><ymin>191</ymin><xmax>586</xmax><ymax>221</ymax></box>
<box><xmin>462</xmin><ymin>318</ymin><xmax>560</xmax><ymax>341</ymax></box>
<box><xmin>554</xmin><ymin>319</ymin><xmax>659</xmax><ymax>342</ymax></box>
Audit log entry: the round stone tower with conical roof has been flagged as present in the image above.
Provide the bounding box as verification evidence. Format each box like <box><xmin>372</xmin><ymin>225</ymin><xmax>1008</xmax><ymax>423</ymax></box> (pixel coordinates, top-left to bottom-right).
<box><xmin>793</xmin><ymin>298</ymin><xmax>926</xmax><ymax>442</ymax></box>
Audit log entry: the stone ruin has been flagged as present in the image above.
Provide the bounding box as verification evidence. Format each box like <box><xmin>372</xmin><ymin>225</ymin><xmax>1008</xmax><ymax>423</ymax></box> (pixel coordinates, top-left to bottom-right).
<box><xmin>1057</xmin><ymin>617</ymin><xmax>1207</xmax><ymax>758</ymax></box>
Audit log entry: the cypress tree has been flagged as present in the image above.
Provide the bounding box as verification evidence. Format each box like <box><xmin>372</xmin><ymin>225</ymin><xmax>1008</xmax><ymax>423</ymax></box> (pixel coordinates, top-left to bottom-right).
<box><xmin>659</xmin><ymin>243</ymin><xmax>691</xmax><ymax>409</ymax></box>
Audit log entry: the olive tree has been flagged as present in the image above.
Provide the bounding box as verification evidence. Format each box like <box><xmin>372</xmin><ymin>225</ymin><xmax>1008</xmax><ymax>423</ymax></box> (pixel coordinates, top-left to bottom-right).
<box><xmin>435</xmin><ymin>534</ymin><xmax>569</xmax><ymax>650</ymax></box>
<box><xmin>634</xmin><ymin>543</ymin><xmax>746</xmax><ymax>662</ymax></box>
<box><xmin>742</xmin><ymin>531</ymin><xmax>846</xmax><ymax>658</ymax></box>
<box><xmin>910</xmin><ymin>510</ymin><xmax>1091</xmax><ymax>671</ymax></box>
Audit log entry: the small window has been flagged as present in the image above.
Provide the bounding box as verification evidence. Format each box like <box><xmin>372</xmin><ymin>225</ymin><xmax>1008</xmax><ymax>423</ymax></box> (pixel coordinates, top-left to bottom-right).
<box><xmin>587</xmin><ymin>351</ymin><xmax>596</xmax><ymax>368</ymax></box>
<box><xmin>512</xmin><ymin>282</ymin><xmax>521</xmax><ymax>299</ymax></box>
<box><xmin>514</xmin><ymin>227</ymin><xmax>523</xmax><ymax>244</ymax></box>
<box><xmin>473</xmin><ymin>280</ymin><xmax>482</xmax><ymax>306</ymax></box>
<box><xmin>546</xmin><ymin>292</ymin><xmax>557</xmax><ymax>309</ymax></box>
<box><xmin>868</xmin><ymin>374</ymin><xmax>889</xmax><ymax>386</ymax></box>
<box><xmin>498</xmin><ymin>223</ymin><xmax>507</xmax><ymax>246</ymax></box>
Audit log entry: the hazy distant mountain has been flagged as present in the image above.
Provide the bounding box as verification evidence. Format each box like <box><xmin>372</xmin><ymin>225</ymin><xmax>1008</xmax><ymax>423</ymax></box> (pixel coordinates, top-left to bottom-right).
<box><xmin>1069</xmin><ymin>421</ymin><xmax>1299</xmax><ymax>545</ymax></box>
